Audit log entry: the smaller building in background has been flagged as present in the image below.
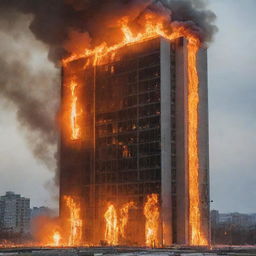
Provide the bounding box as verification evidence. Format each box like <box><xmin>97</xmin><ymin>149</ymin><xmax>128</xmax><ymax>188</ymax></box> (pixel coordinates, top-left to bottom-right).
<box><xmin>211</xmin><ymin>210</ymin><xmax>256</xmax><ymax>245</ymax></box>
<box><xmin>210</xmin><ymin>210</ymin><xmax>219</xmax><ymax>226</ymax></box>
<box><xmin>211</xmin><ymin>210</ymin><xmax>256</xmax><ymax>227</ymax></box>
<box><xmin>0</xmin><ymin>191</ymin><xmax>30</xmax><ymax>233</ymax></box>
<box><xmin>31</xmin><ymin>206</ymin><xmax>56</xmax><ymax>219</ymax></box>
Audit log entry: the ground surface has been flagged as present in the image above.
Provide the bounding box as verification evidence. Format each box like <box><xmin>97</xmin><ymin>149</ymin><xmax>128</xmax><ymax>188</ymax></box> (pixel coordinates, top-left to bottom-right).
<box><xmin>1</xmin><ymin>247</ymin><xmax>256</xmax><ymax>256</ymax></box>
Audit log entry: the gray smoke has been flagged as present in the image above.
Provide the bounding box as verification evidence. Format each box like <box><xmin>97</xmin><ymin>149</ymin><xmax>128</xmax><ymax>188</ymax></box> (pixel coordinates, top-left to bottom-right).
<box><xmin>0</xmin><ymin>11</ymin><xmax>60</xmax><ymax>182</ymax></box>
<box><xmin>163</xmin><ymin>0</ymin><xmax>217</xmax><ymax>42</ymax></box>
<box><xmin>0</xmin><ymin>0</ymin><xmax>217</xmax><ymax>186</ymax></box>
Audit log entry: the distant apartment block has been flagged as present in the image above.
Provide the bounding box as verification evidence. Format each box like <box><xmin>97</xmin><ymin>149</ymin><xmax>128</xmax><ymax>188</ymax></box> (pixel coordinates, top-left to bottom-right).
<box><xmin>0</xmin><ymin>191</ymin><xmax>30</xmax><ymax>233</ymax></box>
<box><xmin>211</xmin><ymin>210</ymin><xmax>256</xmax><ymax>227</ymax></box>
<box><xmin>31</xmin><ymin>206</ymin><xmax>56</xmax><ymax>218</ymax></box>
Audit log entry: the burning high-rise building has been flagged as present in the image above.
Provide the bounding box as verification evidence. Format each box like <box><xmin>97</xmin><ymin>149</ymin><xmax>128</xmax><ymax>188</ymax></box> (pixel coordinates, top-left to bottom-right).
<box><xmin>60</xmin><ymin>34</ymin><xmax>209</xmax><ymax>246</ymax></box>
<box><xmin>59</xmin><ymin>13</ymin><xmax>210</xmax><ymax>246</ymax></box>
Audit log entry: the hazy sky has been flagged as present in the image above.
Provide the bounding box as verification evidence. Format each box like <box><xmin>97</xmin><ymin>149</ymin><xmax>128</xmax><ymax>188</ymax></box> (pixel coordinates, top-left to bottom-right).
<box><xmin>0</xmin><ymin>0</ymin><xmax>255</xmax><ymax>213</ymax></box>
<box><xmin>208</xmin><ymin>0</ymin><xmax>256</xmax><ymax>213</ymax></box>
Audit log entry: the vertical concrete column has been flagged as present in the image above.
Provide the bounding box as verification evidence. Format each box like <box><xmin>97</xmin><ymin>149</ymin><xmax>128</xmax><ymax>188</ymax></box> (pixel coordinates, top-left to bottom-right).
<box><xmin>197</xmin><ymin>47</ymin><xmax>210</xmax><ymax>244</ymax></box>
<box><xmin>175</xmin><ymin>38</ymin><xmax>189</xmax><ymax>244</ymax></box>
<box><xmin>160</xmin><ymin>38</ymin><xmax>172</xmax><ymax>246</ymax></box>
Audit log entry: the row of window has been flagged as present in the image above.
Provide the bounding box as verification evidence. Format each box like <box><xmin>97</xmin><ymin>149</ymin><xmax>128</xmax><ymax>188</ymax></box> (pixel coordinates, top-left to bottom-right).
<box><xmin>97</xmin><ymin>53</ymin><xmax>160</xmax><ymax>76</ymax></box>
<box><xmin>96</xmin><ymin>144</ymin><xmax>137</xmax><ymax>159</ymax></box>
<box><xmin>96</xmin><ymin>159</ymin><xmax>137</xmax><ymax>171</ymax></box>
<box><xmin>95</xmin><ymin>155</ymin><xmax>161</xmax><ymax>172</ymax></box>
<box><xmin>96</xmin><ymin>65</ymin><xmax>160</xmax><ymax>91</ymax></box>
<box><xmin>121</xmin><ymin>78</ymin><xmax>160</xmax><ymax>96</ymax></box>
<box><xmin>122</xmin><ymin>90</ymin><xmax>160</xmax><ymax>108</ymax></box>
<box><xmin>96</xmin><ymin>117</ymin><xmax>160</xmax><ymax>136</ymax></box>
<box><xmin>96</xmin><ymin>129</ymin><xmax>160</xmax><ymax>147</ymax></box>
<box><xmin>96</xmin><ymin>142</ymin><xmax>161</xmax><ymax>160</ymax></box>
<box><xmin>96</xmin><ymin>102</ymin><xmax>161</xmax><ymax>126</ymax></box>
<box><xmin>95</xmin><ymin>182</ymin><xmax>161</xmax><ymax>196</ymax></box>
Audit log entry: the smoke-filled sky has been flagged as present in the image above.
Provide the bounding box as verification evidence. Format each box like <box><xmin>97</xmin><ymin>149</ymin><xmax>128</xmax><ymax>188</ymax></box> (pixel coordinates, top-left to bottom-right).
<box><xmin>0</xmin><ymin>0</ymin><xmax>255</xmax><ymax>213</ymax></box>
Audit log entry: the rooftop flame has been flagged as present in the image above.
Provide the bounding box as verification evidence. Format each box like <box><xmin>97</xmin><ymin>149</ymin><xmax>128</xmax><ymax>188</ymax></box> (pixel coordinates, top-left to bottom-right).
<box><xmin>62</xmin><ymin>12</ymin><xmax>208</xmax><ymax>246</ymax></box>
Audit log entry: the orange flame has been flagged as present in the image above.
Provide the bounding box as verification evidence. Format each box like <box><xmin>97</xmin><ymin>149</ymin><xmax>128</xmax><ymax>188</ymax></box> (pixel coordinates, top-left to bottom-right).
<box><xmin>104</xmin><ymin>204</ymin><xmax>118</xmax><ymax>245</ymax></box>
<box><xmin>52</xmin><ymin>231</ymin><xmax>61</xmax><ymax>246</ymax></box>
<box><xmin>69</xmin><ymin>81</ymin><xmax>81</xmax><ymax>140</ymax></box>
<box><xmin>119</xmin><ymin>202</ymin><xmax>135</xmax><ymax>239</ymax></box>
<box><xmin>62</xmin><ymin>15</ymin><xmax>200</xmax><ymax>66</ymax></box>
<box><xmin>144</xmin><ymin>194</ymin><xmax>160</xmax><ymax>247</ymax></box>
<box><xmin>64</xmin><ymin>195</ymin><xmax>83</xmax><ymax>246</ymax></box>
<box><xmin>31</xmin><ymin>216</ymin><xmax>62</xmax><ymax>247</ymax></box>
<box><xmin>187</xmin><ymin>41</ymin><xmax>207</xmax><ymax>246</ymax></box>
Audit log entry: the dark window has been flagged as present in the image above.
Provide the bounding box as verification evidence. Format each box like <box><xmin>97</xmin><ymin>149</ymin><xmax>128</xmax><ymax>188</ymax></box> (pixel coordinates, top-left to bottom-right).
<box><xmin>139</xmin><ymin>129</ymin><xmax>160</xmax><ymax>143</ymax></box>
<box><xmin>139</xmin><ymin>53</ymin><xmax>160</xmax><ymax>68</ymax></box>
<box><xmin>139</xmin><ymin>142</ymin><xmax>160</xmax><ymax>156</ymax></box>
<box><xmin>139</xmin><ymin>66</ymin><xmax>160</xmax><ymax>81</ymax></box>
<box><xmin>139</xmin><ymin>116</ymin><xmax>160</xmax><ymax>130</ymax></box>
<box><xmin>139</xmin><ymin>91</ymin><xmax>160</xmax><ymax>105</ymax></box>
<box><xmin>139</xmin><ymin>78</ymin><xmax>160</xmax><ymax>92</ymax></box>
<box><xmin>139</xmin><ymin>103</ymin><xmax>160</xmax><ymax>117</ymax></box>
<box><xmin>123</xmin><ymin>95</ymin><xmax>137</xmax><ymax>107</ymax></box>
<box><xmin>139</xmin><ymin>169</ymin><xmax>161</xmax><ymax>181</ymax></box>
<box><xmin>118</xmin><ymin>133</ymin><xmax>137</xmax><ymax>144</ymax></box>
<box><xmin>139</xmin><ymin>155</ymin><xmax>160</xmax><ymax>169</ymax></box>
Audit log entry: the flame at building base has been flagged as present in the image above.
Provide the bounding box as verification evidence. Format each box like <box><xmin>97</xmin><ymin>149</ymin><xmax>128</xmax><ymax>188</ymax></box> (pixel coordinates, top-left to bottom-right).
<box><xmin>104</xmin><ymin>201</ymin><xmax>135</xmax><ymax>245</ymax></box>
<box><xmin>104</xmin><ymin>204</ymin><xmax>118</xmax><ymax>245</ymax></box>
<box><xmin>119</xmin><ymin>202</ymin><xmax>135</xmax><ymax>239</ymax></box>
<box><xmin>63</xmin><ymin>195</ymin><xmax>83</xmax><ymax>246</ymax></box>
<box><xmin>144</xmin><ymin>194</ymin><xmax>160</xmax><ymax>247</ymax></box>
<box><xmin>53</xmin><ymin>231</ymin><xmax>61</xmax><ymax>246</ymax></box>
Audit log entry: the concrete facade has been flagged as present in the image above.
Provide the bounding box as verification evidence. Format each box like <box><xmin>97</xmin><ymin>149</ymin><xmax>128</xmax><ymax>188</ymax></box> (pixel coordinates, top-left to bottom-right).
<box><xmin>197</xmin><ymin>45</ymin><xmax>210</xmax><ymax>244</ymax></box>
<box><xmin>160</xmin><ymin>38</ymin><xmax>172</xmax><ymax>245</ymax></box>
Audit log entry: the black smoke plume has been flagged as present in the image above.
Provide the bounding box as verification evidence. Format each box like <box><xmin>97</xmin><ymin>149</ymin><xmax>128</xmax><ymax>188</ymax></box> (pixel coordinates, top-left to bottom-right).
<box><xmin>0</xmin><ymin>0</ymin><xmax>217</xmax><ymax>63</ymax></box>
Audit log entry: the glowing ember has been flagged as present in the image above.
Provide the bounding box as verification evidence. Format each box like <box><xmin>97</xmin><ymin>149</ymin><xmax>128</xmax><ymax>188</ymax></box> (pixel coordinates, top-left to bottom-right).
<box><xmin>64</xmin><ymin>195</ymin><xmax>83</xmax><ymax>246</ymax></box>
<box><xmin>53</xmin><ymin>231</ymin><xmax>61</xmax><ymax>246</ymax></box>
<box><xmin>122</xmin><ymin>145</ymin><xmax>131</xmax><ymax>158</ymax></box>
<box><xmin>144</xmin><ymin>193</ymin><xmax>160</xmax><ymax>247</ymax></box>
<box><xmin>69</xmin><ymin>81</ymin><xmax>80</xmax><ymax>140</ymax></box>
<box><xmin>104</xmin><ymin>204</ymin><xmax>118</xmax><ymax>245</ymax></box>
<box><xmin>119</xmin><ymin>202</ymin><xmax>135</xmax><ymax>239</ymax></box>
